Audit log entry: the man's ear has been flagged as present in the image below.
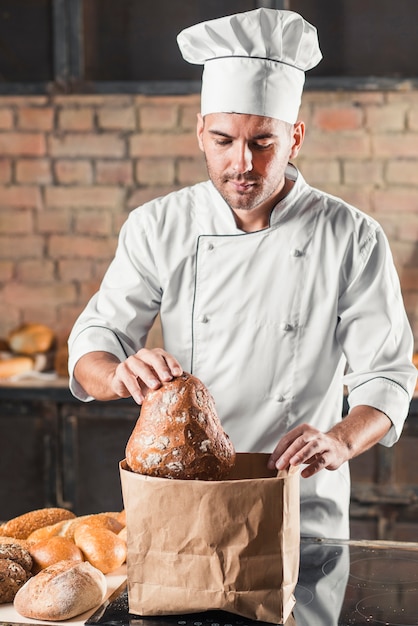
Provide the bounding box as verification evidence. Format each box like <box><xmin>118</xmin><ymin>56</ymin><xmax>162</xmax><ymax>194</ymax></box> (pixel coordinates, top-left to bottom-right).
<box><xmin>196</xmin><ymin>113</ymin><xmax>205</xmax><ymax>152</ymax></box>
<box><xmin>290</xmin><ymin>121</ymin><xmax>305</xmax><ymax>159</ymax></box>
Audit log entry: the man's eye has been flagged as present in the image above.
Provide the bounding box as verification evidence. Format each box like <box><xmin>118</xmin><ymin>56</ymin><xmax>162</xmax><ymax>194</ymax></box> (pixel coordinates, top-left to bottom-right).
<box><xmin>215</xmin><ymin>139</ymin><xmax>231</xmax><ymax>146</ymax></box>
<box><xmin>253</xmin><ymin>142</ymin><xmax>271</xmax><ymax>150</ymax></box>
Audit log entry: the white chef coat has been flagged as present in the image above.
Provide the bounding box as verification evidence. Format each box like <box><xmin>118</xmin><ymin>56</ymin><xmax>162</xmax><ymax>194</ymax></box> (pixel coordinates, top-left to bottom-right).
<box><xmin>68</xmin><ymin>164</ymin><xmax>417</xmax><ymax>539</ymax></box>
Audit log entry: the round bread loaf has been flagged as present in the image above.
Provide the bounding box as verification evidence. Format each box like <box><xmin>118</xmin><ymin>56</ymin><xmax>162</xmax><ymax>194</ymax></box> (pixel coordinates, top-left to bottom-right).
<box><xmin>0</xmin><ymin>508</ymin><xmax>76</xmax><ymax>540</ymax></box>
<box><xmin>0</xmin><ymin>559</ymin><xmax>30</xmax><ymax>604</ymax></box>
<box><xmin>8</xmin><ymin>323</ymin><xmax>55</xmax><ymax>355</ymax></box>
<box><xmin>14</xmin><ymin>560</ymin><xmax>106</xmax><ymax>621</ymax></box>
<box><xmin>0</xmin><ymin>543</ymin><xmax>32</xmax><ymax>574</ymax></box>
<box><xmin>74</xmin><ymin>525</ymin><xmax>126</xmax><ymax>574</ymax></box>
<box><xmin>29</xmin><ymin>536</ymin><xmax>84</xmax><ymax>573</ymax></box>
<box><xmin>125</xmin><ymin>372</ymin><xmax>236</xmax><ymax>480</ymax></box>
<box><xmin>0</xmin><ymin>355</ymin><xmax>34</xmax><ymax>379</ymax></box>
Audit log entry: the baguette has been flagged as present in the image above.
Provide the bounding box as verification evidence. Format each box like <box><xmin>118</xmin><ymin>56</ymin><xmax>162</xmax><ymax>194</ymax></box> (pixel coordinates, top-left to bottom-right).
<box><xmin>14</xmin><ymin>560</ymin><xmax>106</xmax><ymax>621</ymax></box>
<box><xmin>0</xmin><ymin>508</ymin><xmax>75</xmax><ymax>540</ymax></box>
<box><xmin>0</xmin><ymin>355</ymin><xmax>34</xmax><ymax>379</ymax></box>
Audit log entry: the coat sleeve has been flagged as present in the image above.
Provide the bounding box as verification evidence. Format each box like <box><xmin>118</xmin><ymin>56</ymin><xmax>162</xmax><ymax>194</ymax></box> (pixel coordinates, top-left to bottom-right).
<box><xmin>336</xmin><ymin>225</ymin><xmax>417</xmax><ymax>446</ymax></box>
<box><xmin>68</xmin><ymin>210</ymin><xmax>162</xmax><ymax>401</ymax></box>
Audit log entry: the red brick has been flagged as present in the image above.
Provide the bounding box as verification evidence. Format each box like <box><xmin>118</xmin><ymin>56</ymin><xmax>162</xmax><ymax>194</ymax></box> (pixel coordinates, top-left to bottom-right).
<box><xmin>136</xmin><ymin>158</ymin><xmax>175</xmax><ymax>185</ymax></box>
<box><xmin>372</xmin><ymin>133</ymin><xmax>418</xmax><ymax>158</ymax></box>
<box><xmin>386</xmin><ymin>159</ymin><xmax>418</xmax><ymax>185</ymax></box>
<box><xmin>58</xmin><ymin>259</ymin><xmax>94</xmax><ymax>281</ymax></box>
<box><xmin>97</xmin><ymin>107</ymin><xmax>136</xmax><ymax>130</ymax></box>
<box><xmin>0</xmin><ymin>132</ymin><xmax>46</xmax><ymax>156</ymax></box>
<box><xmin>298</xmin><ymin>159</ymin><xmax>341</xmax><ymax>185</ymax></box>
<box><xmin>0</xmin><ymin>260</ymin><xmax>14</xmax><ymax>281</ymax></box>
<box><xmin>48</xmin><ymin>235</ymin><xmax>118</xmax><ymax>259</ymax></box>
<box><xmin>16</xmin><ymin>158</ymin><xmax>52</xmax><ymax>184</ymax></box>
<box><xmin>0</xmin><ymin>186</ymin><xmax>42</xmax><ymax>209</ymax></box>
<box><xmin>180</xmin><ymin>105</ymin><xmax>199</xmax><ymax>131</ymax></box>
<box><xmin>54</xmin><ymin>159</ymin><xmax>93</xmax><ymax>184</ymax></box>
<box><xmin>0</xmin><ymin>209</ymin><xmax>33</xmax><ymax>234</ymax></box>
<box><xmin>49</xmin><ymin>133</ymin><xmax>125</xmax><ymax>158</ymax></box>
<box><xmin>177</xmin><ymin>157</ymin><xmax>208</xmax><ymax>185</ymax></box>
<box><xmin>313</xmin><ymin>106</ymin><xmax>363</xmax><ymax>131</ymax></box>
<box><xmin>0</xmin><ymin>158</ymin><xmax>12</xmax><ymax>183</ymax></box>
<box><xmin>36</xmin><ymin>209</ymin><xmax>71</xmax><ymax>234</ymax></box>
<box><xmin>95</xmin><ymin>160</ymin><xmax>133</xmax><ymax>185</ymax></box>
<box><xmin>75</xmin><ymin>209</ymin><xmax>113</xmax><ymax>236</ymax></box>
<box><xmin>398</xmin><ymin>217</ymin><xmax>418</xmax><ymax>242</ymax></box>
<box><xmin>2</xmin><ymin>282</ymin><xmax>76</xmax><ymax>307</ymax></box>
<box><xmin>0</xmin><ymin>235</ymin><xmax>44</xmax><ymax>259</ymax></box>
<box><xmin>343</xmin><ymin>160</ymin><xmax>384</xmax><ymax>186</ymax></box>
<box><xmin>399</xmin><ymin>267</ymin><xmax>418</xmax><ymax>290</ymax></box>
<box><xmin>58</xmin><ymin>108</ymin><xmax>94</xmax><ymax>131</ymax></box>
<box><xmin>140</xmin><ymin>105</ymin><xmax>178</xmax><ymax>131</ymax></box>
<box><xmin>18</xmin><ymin>107</ymin><xmax>54</xmax><ymax>131</ymax></box>
<box><xmin>408</xmin><ymin>108</ymin><xmax>418</xmax><ymax>131</ymax></box>
<box><xmin>302</xmin><ymin>131</ymin><xmax>371</xmax><ymax>159</ymax></box>
<box><xmin>45</xmin><ymin>186</ymin><xmax>125</xmax><ymax>209</ymax></box>
<box><xmin>0</xmin><ymin>304</ymin><xmax>20</xmax><ymax>338</ymax></box>
<box><xmin>366</xmin><ymin>104</ymin><xmax>407</xmax><ymax>132</ymax></box>
<box><xmin>16</xmin><ymin>259</ymin><xmax>55</xmax><ymax>282</ymax></box>
<box><xmin>127</xmin><ymin>185</ymin><xmax>181</xmax><ymax>210</ymax></box>
<box><xmin>0</xmin><ymin>108</ymin><xmax>14</xmax><ymax>129</ymax></box>
<box><xmin>372</xmin><ymin>189</ymin><xmax>418</xmax><ymax>213</ymax></box>
<box><xmin>130</xmin><ymin>133</ymin><xmax>200</xmax><ymax>157</ymax></box>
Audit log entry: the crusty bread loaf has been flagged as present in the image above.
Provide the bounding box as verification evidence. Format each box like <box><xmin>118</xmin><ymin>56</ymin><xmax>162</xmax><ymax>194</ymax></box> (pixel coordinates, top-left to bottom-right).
<box><xmin>8</xmin><ymin>323</ymin><xmax>55</xmax><ymax>355</ymax></box>
<box><xmin>125</xmin><ymin>372</ymin><xmax>236</xmax><ymax>480</ymax></box>
<box><xmin>0</xmin><ymin>508</ymin><xmax>76</xmax><ymax>540</ymax></box>
<box><xmin>29</xmin><ymin>536</ymin><xmax>84</xmax><ymax>573</ymax></box>
<box><xmin>74</xmin><ymin>525</ymin><xmax>126</xmax><ymax>574</ymax></box>
<box><xmin>0</xmin><ymin>543</ymin><xmax>33</xmax><ymax>604</ymax></box>
<box><xmin>14</xmin><ymin>560</ymin><xmax>106</xmax><ymax>621</ymax></box>
<box><xmin>0</xmin><ymin>355</ymin><xmax>34</xmax><ymax>379</ymax></box>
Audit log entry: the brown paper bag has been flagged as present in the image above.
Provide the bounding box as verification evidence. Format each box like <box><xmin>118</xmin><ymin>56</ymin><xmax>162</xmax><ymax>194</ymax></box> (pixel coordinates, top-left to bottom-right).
<box><xmin>120</xmin><ymin>453</ymin><xmax>300</xmax><ymax>624</ymax></box>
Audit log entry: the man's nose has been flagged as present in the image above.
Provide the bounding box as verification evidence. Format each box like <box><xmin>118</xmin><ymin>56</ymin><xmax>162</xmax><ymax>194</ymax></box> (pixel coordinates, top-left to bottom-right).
<box><xmin>232</xmin><ymin>143</ymin><xmax>253</xmax><ymax>173</ymax></box>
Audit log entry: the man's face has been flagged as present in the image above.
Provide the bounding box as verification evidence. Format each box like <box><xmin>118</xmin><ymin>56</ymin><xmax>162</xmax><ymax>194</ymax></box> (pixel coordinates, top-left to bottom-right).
<box><xmin>197</xmin><ymin>112</ymin><xmax>304</xmax><ymax>216</ymax></box>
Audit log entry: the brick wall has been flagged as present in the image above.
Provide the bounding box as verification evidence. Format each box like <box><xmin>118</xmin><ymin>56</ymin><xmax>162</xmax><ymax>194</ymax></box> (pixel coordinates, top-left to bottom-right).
<box><xmin>0</xmin><ymin>91</ymin><xmax>417</xmax><ymax>350</ymax></box>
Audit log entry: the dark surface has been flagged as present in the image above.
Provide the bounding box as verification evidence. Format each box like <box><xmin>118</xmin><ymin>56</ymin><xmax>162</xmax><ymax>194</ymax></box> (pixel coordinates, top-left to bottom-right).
<box><xmin>86</xmin><ymin>538</ymin><xmax>418</xmax><ymax>626</ymax></box>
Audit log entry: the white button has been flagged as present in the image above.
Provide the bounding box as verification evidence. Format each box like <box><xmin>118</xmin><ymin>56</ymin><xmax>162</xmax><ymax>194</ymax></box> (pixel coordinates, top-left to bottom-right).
<box><xmin>291</xmin><ymin>248</ymin><xmax>303</xmax><ymax>257</ymax></box>
<box><xmin>207</xmin><ymin>242</ymin><xmax>214</xmax><ymax>251</ymax></box>
<box><xmin>280</xmin><ymin>322</ymin><xmax>293</xmax><ymax>331</ymax></box>
<box><xmin>275</xmin><ymin>394</ymin><xmax>285</xmax><ymax>402</ymax></box>
<box><xmin>199</xmin><ymin>315</ymin><xmax>209</xmax><ymax>323</ymax></box>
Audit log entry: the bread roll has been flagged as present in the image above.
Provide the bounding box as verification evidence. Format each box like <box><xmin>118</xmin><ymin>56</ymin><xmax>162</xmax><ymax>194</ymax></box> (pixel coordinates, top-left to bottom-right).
<box><xmin>74</xmin><ymin>525</ymin><xmax>126</xmax><ymax>574</ymax></box>
<box><xmin>0</xmin><ymin>355</ymin><xmax>34</xmax><ymax>379</ymax></box>
<box><xmin>125</xmin><ymin>372</ymin><xmax>236</xmax><ymax>480</ymax></box>
<box><xmin>8</xmin><ymin>323</ymin><xmax>55</xmax><ymax>355</ymax></box>
<box><xmin>29</xmin><ymin>536</ymin><xmax>84</xmax><ymax>573</ymax></box>
<box><xmin>0</xmin><ymin>508</ymin><xmax>76</xmax><ymax>540</ymax></box>
<box><xmin>14</xmin><ymin>560</ymin><xmax>106</xmax><ymax>621</ymax></box>
<box><xmin>28</xmin><ymin>513</ymin><xmax>123</xmax><ymax>542</ymax></box>
<box><xmin>0</xmin><ymin>543</ymin><xmax>33</xmax><ymax>574</ymax></box>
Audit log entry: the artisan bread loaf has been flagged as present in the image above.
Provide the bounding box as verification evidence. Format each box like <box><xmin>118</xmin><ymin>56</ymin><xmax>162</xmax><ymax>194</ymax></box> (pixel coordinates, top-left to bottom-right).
<box><xmin>0</xmin><ymin>543</ymin><xmax>33</xmax><ymax>604</ymax></box>
<box><xmin>0</xmin><ymin>508</ymin><xmax>75</xmax><ymax>540</ymax></box>
<box><xmin>14</xmin><ymin>560</ymin><xmax>106</xmax><ymax>621</ymax></box>
<box><xmin>125</xmin><ymin>372</ymin><xmax>236</xmax><ymax>480</ymax></box>
<box><xmin>8</xmin><ymin>323</ymin><xmax>55</xmax><ymax>355</ymax></box>
<box><xmin>74</xmin><ymin>525</ymin><xmax>126</xmax><ymax>574</ymax></box>
<box><xmin>29</xmin><ymin>536</ymin><xmax>84</xmax><ymax>573</ymax></box>
<box><xmin>0</xmin><ymin>355</ymin><xmax>34</xmax><ymax>379</ymax></box>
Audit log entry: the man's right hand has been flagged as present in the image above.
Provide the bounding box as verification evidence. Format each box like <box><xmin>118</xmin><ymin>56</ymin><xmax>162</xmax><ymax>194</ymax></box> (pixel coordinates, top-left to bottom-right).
<box><xmin>74</xmin><ymin>348</ymin><xmax>183</xmax><ymax>404</ymax></box>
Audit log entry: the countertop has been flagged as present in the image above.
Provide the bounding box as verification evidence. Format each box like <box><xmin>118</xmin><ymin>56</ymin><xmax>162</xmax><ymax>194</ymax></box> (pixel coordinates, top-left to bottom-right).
<box><xmin>2</xmin><ymin>538</ymin><xmax>417</xmax><ymax>626</ymax></box>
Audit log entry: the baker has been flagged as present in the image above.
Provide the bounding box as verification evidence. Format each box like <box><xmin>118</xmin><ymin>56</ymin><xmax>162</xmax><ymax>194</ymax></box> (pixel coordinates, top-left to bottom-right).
<box><xmin>68</xmin><ymin>8</ymin><xmax>417</xmax><ymax>538</ymax></box>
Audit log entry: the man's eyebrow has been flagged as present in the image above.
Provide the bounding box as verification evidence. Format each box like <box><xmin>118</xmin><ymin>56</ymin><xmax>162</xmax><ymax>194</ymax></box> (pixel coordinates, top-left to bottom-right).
<box><xmin>208</xmin><ymin>130</ymin><xmax>276</xmax><ymax>140</ymax></box>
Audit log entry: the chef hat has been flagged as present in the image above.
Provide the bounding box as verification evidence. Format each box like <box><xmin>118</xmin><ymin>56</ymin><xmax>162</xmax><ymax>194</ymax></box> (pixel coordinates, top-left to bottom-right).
<box><xmin>177</xmin><ymin>8</ymin><xmax>322</xmax><ymax>124</ymax></box>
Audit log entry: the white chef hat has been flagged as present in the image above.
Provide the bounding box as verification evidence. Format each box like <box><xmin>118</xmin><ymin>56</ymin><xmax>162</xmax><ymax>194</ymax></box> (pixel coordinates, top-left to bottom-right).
<box><xmin>177</xmin><ymin>8</ymin><xmax>322</xmax><ymax>124</ymax></box>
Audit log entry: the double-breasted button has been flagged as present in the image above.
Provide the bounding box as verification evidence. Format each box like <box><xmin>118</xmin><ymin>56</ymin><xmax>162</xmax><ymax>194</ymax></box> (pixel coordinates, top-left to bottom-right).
<box><xmin>291</xmin><ymin>248</ymin><xmax>304</xmax><ymax>257</ymax></box>
<box><xmin>275</xmin><ymin>394</ymin><xmax>285</xmax><ymax>403</ymax></box>
<box><xmin>198</xmin><ymin>315</ymin><xmax>209</xmax><ymax>324</ymax></box>
<box><xmin>280</xmin><ymin>322</ymin><xmax>294</xmax><ymax>332</ymax></box>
